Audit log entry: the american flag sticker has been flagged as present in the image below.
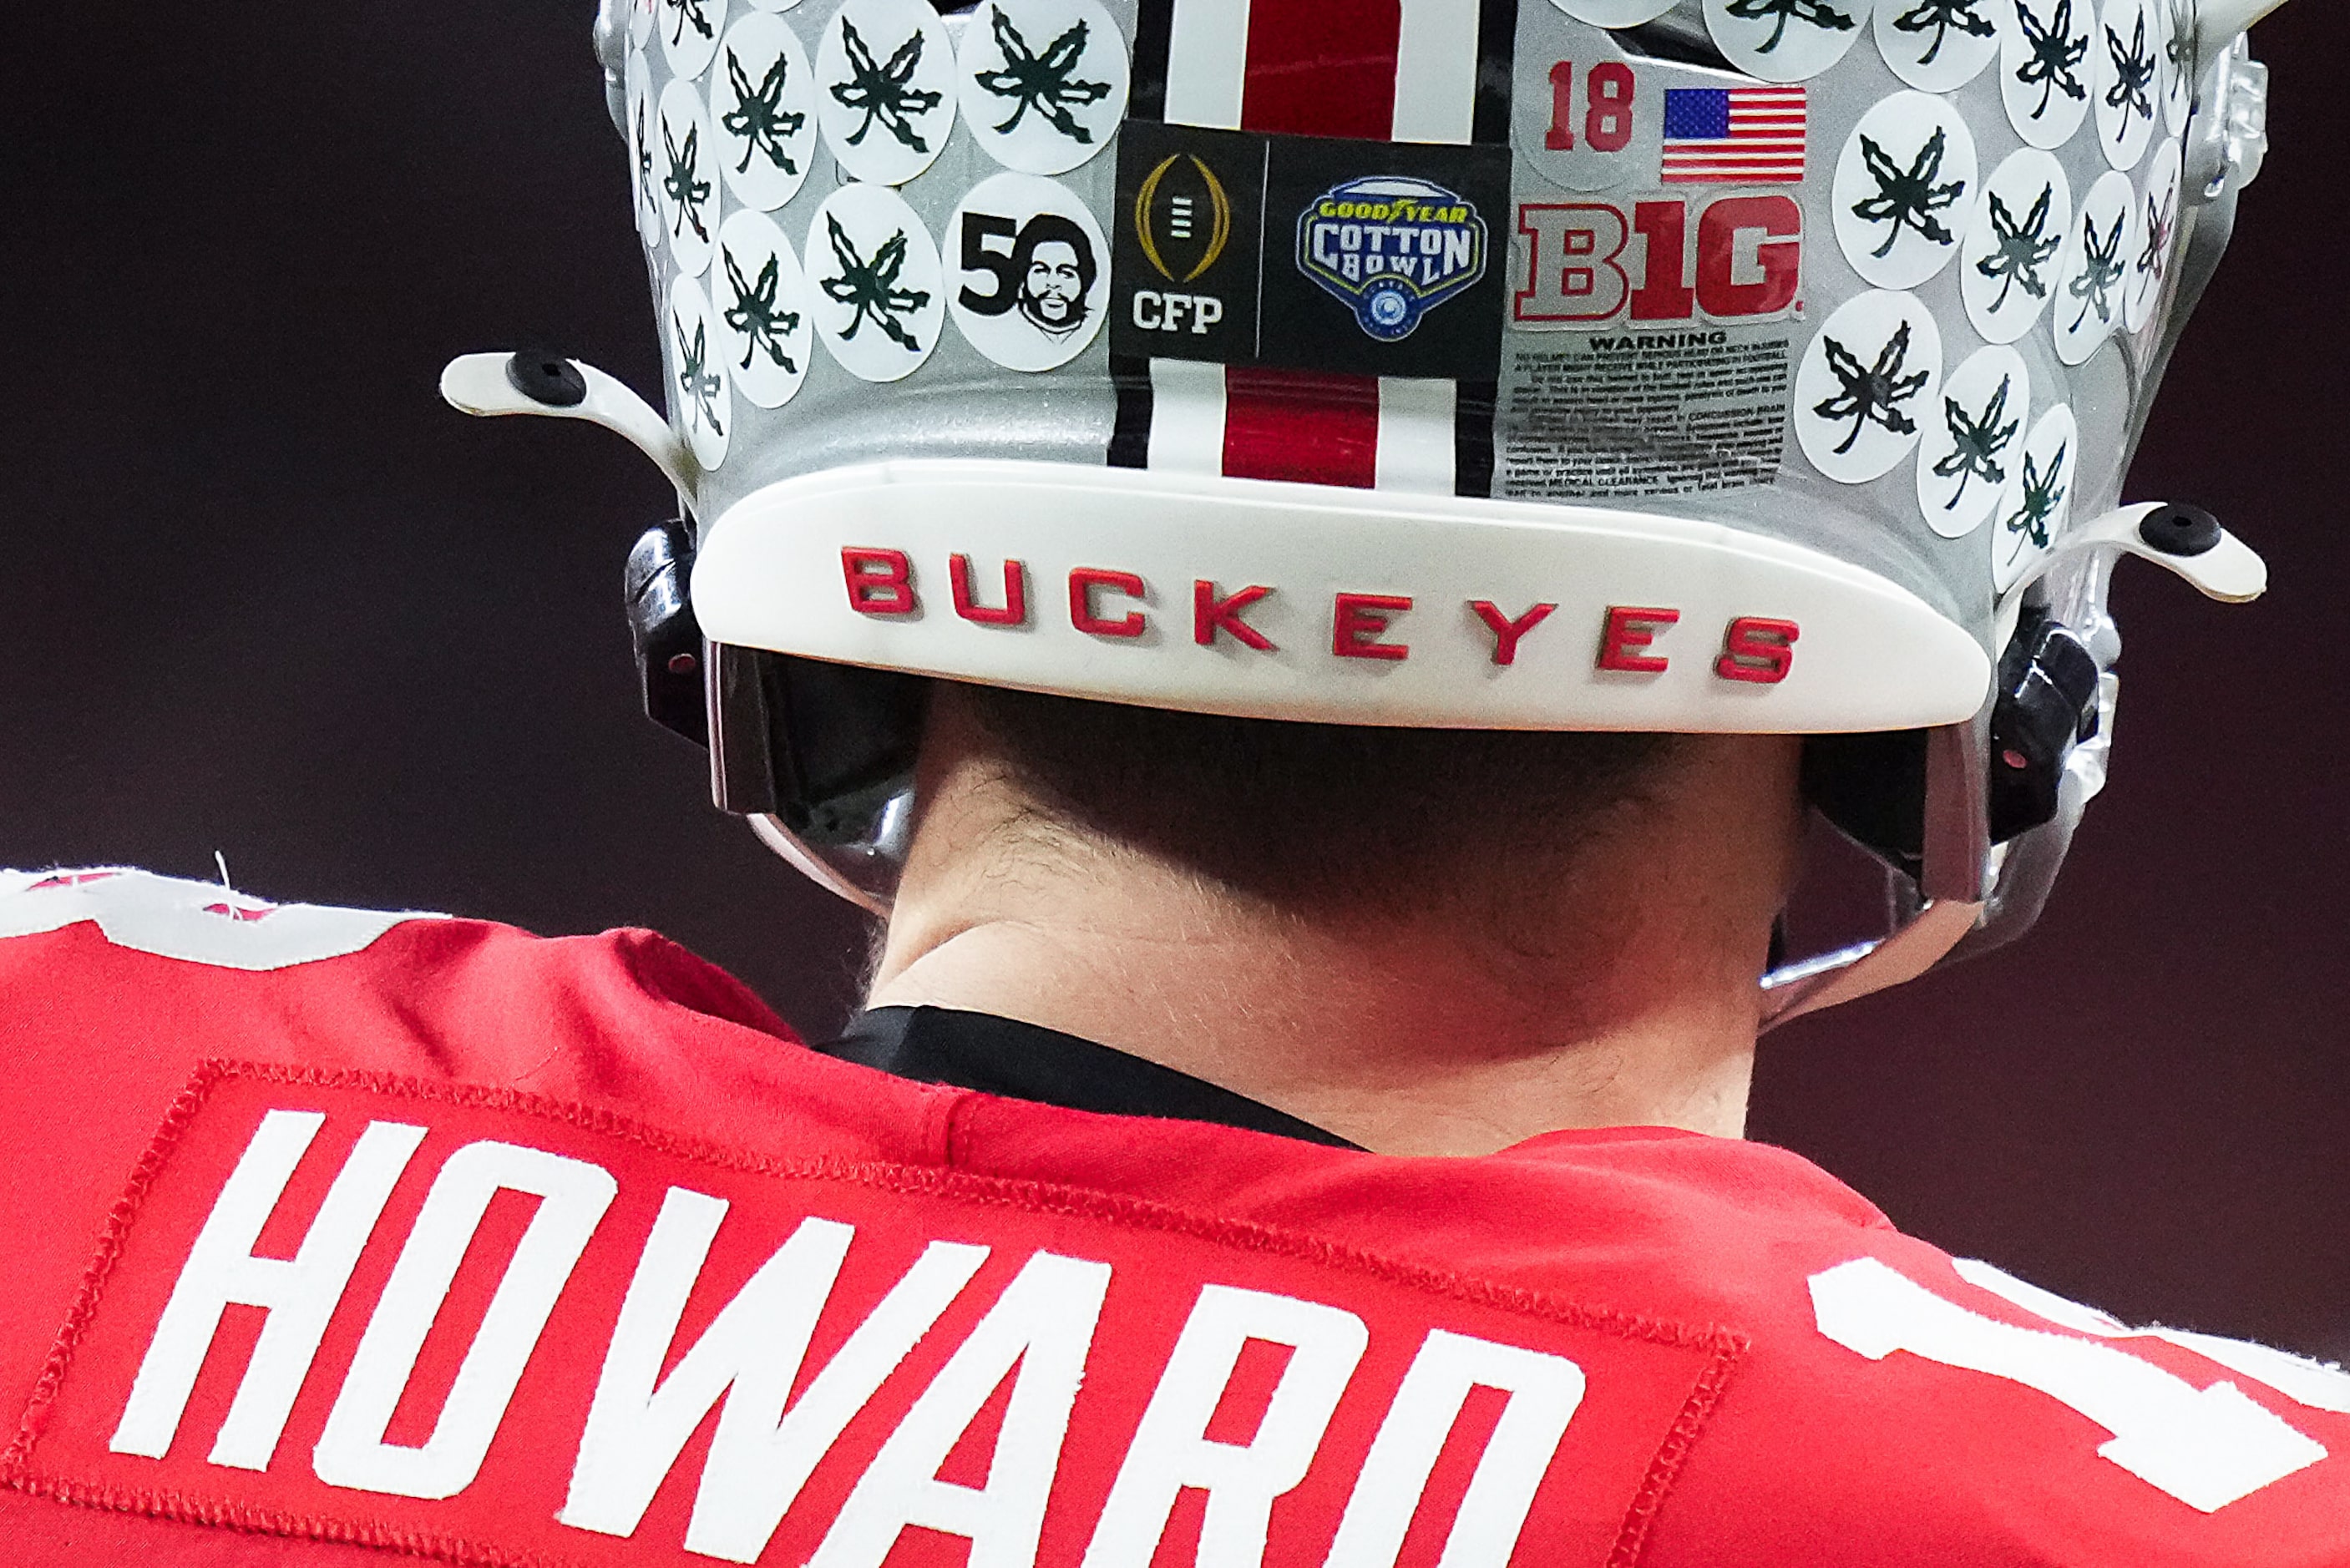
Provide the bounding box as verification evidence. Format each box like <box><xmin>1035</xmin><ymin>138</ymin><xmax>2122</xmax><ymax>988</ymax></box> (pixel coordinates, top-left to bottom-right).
<box><xmin>1660</xmin><ymin>86</ymin><xmax>1807</xmax><ymax>185</ymax></box>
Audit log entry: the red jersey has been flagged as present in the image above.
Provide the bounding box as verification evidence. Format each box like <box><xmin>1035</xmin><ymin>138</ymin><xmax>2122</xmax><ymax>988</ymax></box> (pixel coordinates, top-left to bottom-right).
<box><xmin>0</xmin><ymin>867</ymin><xmax>2344</xmax><ymax>1568</ymax></box>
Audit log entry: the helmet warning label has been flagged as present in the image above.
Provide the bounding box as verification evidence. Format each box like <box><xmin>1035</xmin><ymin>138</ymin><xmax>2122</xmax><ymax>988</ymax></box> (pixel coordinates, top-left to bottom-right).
<box><xmin>1111</xmin><ymin>121</ymin><xmax>1508</xmax><ymax>381</ymax></box>
<box><xmin>1502</xmin><ymin>333</ymin><xmax>1794</xmax><ymax>500</ymax></box>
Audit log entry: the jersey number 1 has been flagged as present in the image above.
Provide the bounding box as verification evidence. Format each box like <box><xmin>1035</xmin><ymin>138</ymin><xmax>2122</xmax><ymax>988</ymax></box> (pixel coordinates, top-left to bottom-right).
<box><xmin>1811</xmin><ymin>1257</ymin><xmax>2341</xmax><ymax>1512</ymax></box>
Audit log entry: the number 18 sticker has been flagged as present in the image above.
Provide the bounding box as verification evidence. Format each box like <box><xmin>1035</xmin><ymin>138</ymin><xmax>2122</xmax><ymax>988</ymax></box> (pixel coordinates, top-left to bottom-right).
<box><xmin>1512</xmin><ymin>48</ymin><xmax>1659</xmax><ymax>194</ymax></box>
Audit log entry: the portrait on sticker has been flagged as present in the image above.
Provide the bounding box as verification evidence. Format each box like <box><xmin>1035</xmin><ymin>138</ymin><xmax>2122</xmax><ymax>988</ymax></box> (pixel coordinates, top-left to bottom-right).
<box><xmin>667</xmin><ymin>275</ymin><xmax>732</xmax><ymax>471</ymax></box>
<box><xmin>817</xmin><ymin>0</ymin><xmax>959</xmax><ymax>186</ymax></box>
<box><xmin>2003</xmin><ymin>0</ymin><xmax>2095</xmax><ymax>149</ymax></box>
<box><xmin>1961</xmin><ymin>149</ymin><xmax>2072</xmax><ymax>344</ymax></box>
<box><xmin>710</xmin><ymin>10</ymin><xmax>818</xmax><ymax>212</ymax></box>
<box><xmin>808</xmin><ymin>181</ymin><xmax>945</xmax><ymax>382</ymax></box>
<box><xmin>958</xmin><ymin>0</ymin><xmax>1131</xmax><ymax>175</ymax></box>
<box><xmin>950</xmin><ymin>173</ymin><xmax>1111</xmax><ymax>372</ymax></box>
<box><xmin>1917</xmin><ymin>345</ymin><xmax>2030</xmax><ymax>538</ymax></box>
<box><xmin>1703</xmin><ymin>0</ymin><xmax>1871</xmax><ymax>85</ymax></box>
<box><xmin>1795</xmin><ymin>288</ymin><xmax>1944</xmax><ymax>485</ymax></box>
<box><xmin>716</xmin><ymin>209</ymin><xmax>814</xmax><ymax>408</ymax></box>
<box><xmin>1833</xmin><ymin>90</ymin><xmax>1977</xmax><ymax>291</ymax></box>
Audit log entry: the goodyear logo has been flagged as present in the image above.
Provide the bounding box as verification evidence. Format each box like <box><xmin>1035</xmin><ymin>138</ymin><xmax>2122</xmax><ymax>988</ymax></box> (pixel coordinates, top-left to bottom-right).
<box><xmin>1296</xmin><ymin>176</ymin><xmax>1488</xmax><ymax>341</ymax></box>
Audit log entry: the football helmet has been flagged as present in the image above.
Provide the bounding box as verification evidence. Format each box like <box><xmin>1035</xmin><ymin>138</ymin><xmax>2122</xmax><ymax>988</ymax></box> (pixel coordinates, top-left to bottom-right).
<box><xmin>447</xmin><ymin>0</ymin><xmax>2284</xmax><ymax>1021</ymax></box>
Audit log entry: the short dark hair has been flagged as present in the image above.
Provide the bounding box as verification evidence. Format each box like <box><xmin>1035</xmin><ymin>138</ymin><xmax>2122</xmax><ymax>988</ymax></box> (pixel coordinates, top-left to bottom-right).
<box><xmin>1011</xmin><ymin>214</ymin><xmax>1098</xmax><ymax>294</ymax></box>
<box><xmin>947</xmin><ymin>684</ymin><xmax>1675</xmax><ymax>915</ymax></box>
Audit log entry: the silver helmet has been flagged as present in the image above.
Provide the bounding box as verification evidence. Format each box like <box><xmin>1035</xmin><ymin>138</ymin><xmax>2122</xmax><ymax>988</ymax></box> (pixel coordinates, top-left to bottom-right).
<box><xmin>448</xmin><ymin>0</ymin><xmax>2285</xmax><ymax>1021</ymax></box>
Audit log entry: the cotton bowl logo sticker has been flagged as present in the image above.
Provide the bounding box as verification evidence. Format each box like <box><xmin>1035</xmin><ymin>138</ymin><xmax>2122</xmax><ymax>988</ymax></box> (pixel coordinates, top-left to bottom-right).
<box><xmin>1297</xmin><ymin>177</ymin><xmax>1487</xmax><ymax>343</ymax></box>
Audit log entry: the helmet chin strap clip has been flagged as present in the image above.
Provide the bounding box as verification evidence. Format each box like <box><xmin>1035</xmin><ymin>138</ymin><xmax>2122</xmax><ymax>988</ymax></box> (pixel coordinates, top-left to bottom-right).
<box><xmin>1768</xmin><ymin>501</ymin><xmax>2269</xmax><ymax>1027</ymax></box>
<box><xmin>438</xmin><ymin>352</ymin><xmax>700</xmax><ymax>509</ymax></box>
<box><xmin>1995</xmin><ymin>502</ymin><xmax>2266</xmax><ymax>655</ymax></box>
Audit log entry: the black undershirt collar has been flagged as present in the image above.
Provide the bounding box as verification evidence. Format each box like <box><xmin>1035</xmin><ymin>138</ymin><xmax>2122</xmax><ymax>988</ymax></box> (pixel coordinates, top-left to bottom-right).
<box><xmin>818</xmin><ymin>1006</ymin><xmax>1362</xmax><ymax>1151</ymax></box>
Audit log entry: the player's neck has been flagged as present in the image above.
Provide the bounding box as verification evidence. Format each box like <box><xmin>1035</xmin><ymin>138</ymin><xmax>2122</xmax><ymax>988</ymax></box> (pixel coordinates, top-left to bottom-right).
<box><xmin>864</xmin><ymin>731</ymin><xmax>1800</xmax><ymax>1159</ymax></box>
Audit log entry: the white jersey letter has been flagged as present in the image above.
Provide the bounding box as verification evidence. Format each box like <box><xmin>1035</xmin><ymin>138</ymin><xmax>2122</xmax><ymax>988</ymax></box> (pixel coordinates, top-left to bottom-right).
<box><xmin>683</xmin><ymin>1237</ymin><xmax>993</xmax><ymax>1563</ymax></box>
<box><xmin>559</xmin><ymin>1191</ymin><xmax>856</xmax><ymax>1538</ymax></box>
<box><xmin>312</xmin><ymin>1141</ymin><xmax>615</xmax><ymax>1500</ymax></box>
<box><xmin>1083</xmin><ymin>1285</ymin><xmax>1369</xmax><ymax>1568</ymax></box>
<box><xmin>111</xmin><ymin>1111</ymin><xmax>426</xmax><ymax>1469</ymax></box>
<box><xmin>1324</xmin><ymin>1329</ymin><xmax>1586</xmax><ymax>1568</ymax></box>
<box><xmin>813</xmin><ymin>1252</ymin><xmax>1113</xmax><ymax>1568</ymax></box>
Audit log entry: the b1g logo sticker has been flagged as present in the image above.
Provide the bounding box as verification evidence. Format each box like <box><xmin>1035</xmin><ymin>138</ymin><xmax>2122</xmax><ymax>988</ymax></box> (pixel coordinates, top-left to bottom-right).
<box><xmin>1513</xmin><ymin>194</ymin><xmax>1801</xmax><ymax>327</ymax></box>
<box><xmin>1297</xmin><ymin>177</ymin><xmax>1488</xmax><ymax>342</ymax></box>
<box><xmin>950</xmin><ymin>172</ymin><xmax>1111</xmax><ymax>371</ymax></box>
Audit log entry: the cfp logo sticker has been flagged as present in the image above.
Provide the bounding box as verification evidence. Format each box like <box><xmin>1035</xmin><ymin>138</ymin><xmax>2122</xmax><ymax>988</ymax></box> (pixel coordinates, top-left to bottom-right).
<box><xmin>950</xmin><ymin>172</ymin><xmax>1111</xmax><ymax>372</ymax></box>
<box><xmin>1109</xmin><ymin>120</ymin><xmax>1506</xmax><ymax>379</ymax></box>
<box><xmin>1297</xmin><ymin>178</ymin><xmax>1488</xmax><ymax>343</ymax></box>
<box><xmin>1131</xmin><ymin>152</ymin><xmax>1236</xmax><ymax>337</ymax></box>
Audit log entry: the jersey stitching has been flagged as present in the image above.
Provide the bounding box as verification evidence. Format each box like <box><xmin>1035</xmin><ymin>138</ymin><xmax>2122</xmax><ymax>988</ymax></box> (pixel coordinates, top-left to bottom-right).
<box><xmin>5</xmin><ymin>1471</ymin><xmax>593</xmax><ymax>1568</ymax></box>
<box><xmin>937</xmin><ymin>1083</ymin><xmax>981</xmax><ymax>1169</ymax></box>
<box><xmin>5</xmin><ymin>1056</ymin><xmax>1751</xmax><ymax>1567</ymax></box>
<box><xmin>1610</xmin><ymin>1328</ymin><xmax>1745</xmax><ymax>1566</ymax></box>
<box><xmin>2</xmin><ymin>1065</ymin><xmax>218</xmax><ymax>1477</ymax></box>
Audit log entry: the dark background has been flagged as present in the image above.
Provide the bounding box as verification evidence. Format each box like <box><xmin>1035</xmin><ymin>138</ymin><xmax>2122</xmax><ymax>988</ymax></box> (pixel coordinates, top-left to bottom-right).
<box><xmin>6</xmin><ymin>8</ymin><xmax>2342</xmax><ymax>1357</ymax></box>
